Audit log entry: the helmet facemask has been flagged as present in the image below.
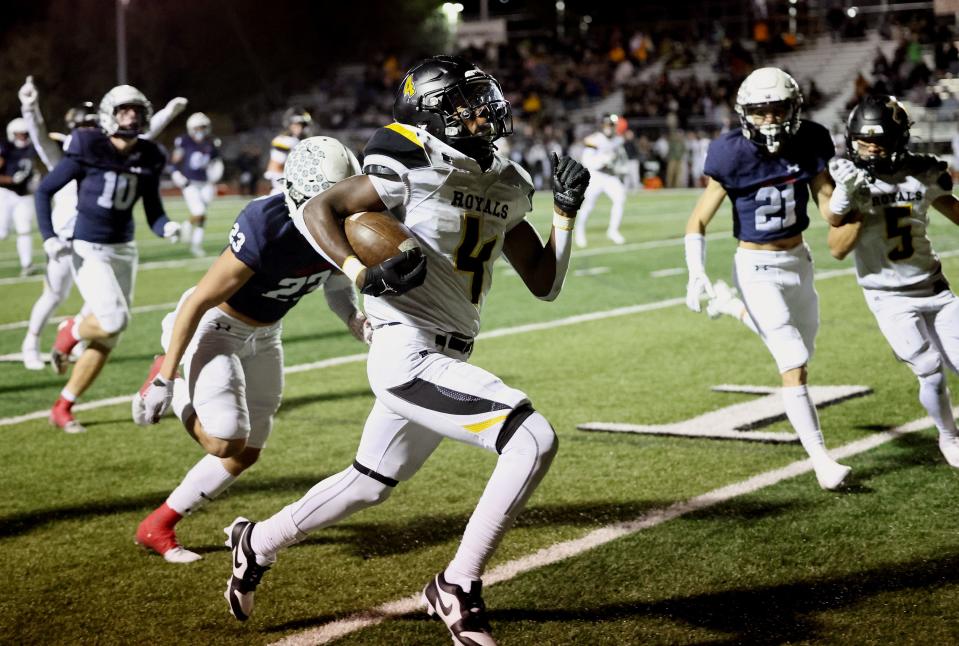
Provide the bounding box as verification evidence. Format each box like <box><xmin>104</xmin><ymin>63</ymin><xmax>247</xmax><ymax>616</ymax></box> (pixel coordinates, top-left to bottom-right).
<box><xmin>435</xmin><ymin>78</ymin><xmax>512</xmax><ymax>167</ymax></box>
<box><xmin>845</xmin><ymin>95</ymin><xmax>910</xmax><ymax>177</ymax></box>
<box><xmin>738</xmin><ymin>99</ymin><xmax>798</xmax><ymax>154</ymax></box>
<box><xmin>99</xmin><ymin>85</ymin><xmax>153</xmax><ymax>138</ymax></box>
<box><xmin>65</xmin><ymin>102</ymin><xmax>98</xmax><ymax>130</ymax></box>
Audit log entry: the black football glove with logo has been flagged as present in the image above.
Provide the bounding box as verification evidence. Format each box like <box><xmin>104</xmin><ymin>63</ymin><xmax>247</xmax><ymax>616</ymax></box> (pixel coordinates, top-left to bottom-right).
<box><xmin>360</xmin><ymin>247</ymin><xmax>428</xmax><ymax>297</ymax></box>
<box><xmin>551</xmin><ymin>152</ymin><xmax>590</xmax><ymax>213</ymax></box>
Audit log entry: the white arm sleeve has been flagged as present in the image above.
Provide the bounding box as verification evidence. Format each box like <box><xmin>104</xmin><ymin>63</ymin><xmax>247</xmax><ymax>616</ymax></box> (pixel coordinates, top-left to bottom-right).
<box><xmin>144</xmin><ymin>97</ymin><xmax>188</xmax><ymax>141</ymax></box>
<box><xmin>21</xmin><ymin>102</ymin><xmax>61</xmax><ymax>171</ymax></box>
<box><xmin>540</xmin><ymin>211</ymin><xmax>575</xmax><ymax>301</ymax></box>
<box><xmin>206</xmin><ymin>158</ymin><xmax>224</xmax><ymax>183</ymax></box>
<box><xmin>684</xmin><ymin>233</ymin><xmax>706</xmax><ymax>273</ymax></box>
<box><xmin>322</xmin><ymin>272</ymin><xmax>360</xmax><ymax>325</ymax></box>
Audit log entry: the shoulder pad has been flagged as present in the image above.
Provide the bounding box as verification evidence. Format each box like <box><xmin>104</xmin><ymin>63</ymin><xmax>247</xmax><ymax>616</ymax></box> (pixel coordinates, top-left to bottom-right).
<box><xmin>904</xmin><ymin>153</ymin><xmax>947</xmax><ymax>176</ymax></box>
<box><xmin>271</xmin><ymin>135</ymin><xmax>293</xmax><ymax>152</ymax></box>
<box><xmin>65</xmin><ymin>128</ymin><xmax>107</xmax><ymax>161</ymax></box>
<box><xmin>500</xmin><ymin>158</ymin><xmax>536</xmax><ymax>209</ymax></box>
<box><xmin>363</xmin><ymin>123</ymin><xmax>430</xmax><ymax>176</ymax></box>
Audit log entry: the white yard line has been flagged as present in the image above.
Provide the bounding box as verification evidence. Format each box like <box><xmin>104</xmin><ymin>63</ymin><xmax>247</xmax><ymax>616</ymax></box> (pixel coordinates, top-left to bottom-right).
<box><xmin>267</xmin><ymin>412</ymin><xmax>940</xmax><ymax>646</ymax></box>
<box><xmin>0</xmin><ymin>256</ymin><xmax>212</xmax><ymax>287</ymax></box>
<box><xmin>0</xmin><ymin>301</ymin><xmax>178</xmax><ymax>332</ymax></box>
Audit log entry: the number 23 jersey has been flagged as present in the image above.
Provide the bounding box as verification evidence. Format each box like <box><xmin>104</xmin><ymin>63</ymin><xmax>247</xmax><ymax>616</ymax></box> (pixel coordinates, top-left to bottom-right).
<box><xmin>704</xmin><ymin>120</ymin><xmax>833</xmax><ymax>243</ymax></box>
<box><xmin>851</xmin><ymin>156</ymin><xmax>953</xmax><ymax>291</ymax></box>
<box><xmin>362</xmin><ymin>123</ymin><xmax>535</xmax><ymax>338</ymax></box>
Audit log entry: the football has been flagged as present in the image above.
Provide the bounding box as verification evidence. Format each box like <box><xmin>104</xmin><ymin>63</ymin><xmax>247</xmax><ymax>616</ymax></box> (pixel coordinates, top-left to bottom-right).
<box><xmin>344</xmin><ymin>211</ymin><xmax>419</xmax><ymax>266</ymax></box>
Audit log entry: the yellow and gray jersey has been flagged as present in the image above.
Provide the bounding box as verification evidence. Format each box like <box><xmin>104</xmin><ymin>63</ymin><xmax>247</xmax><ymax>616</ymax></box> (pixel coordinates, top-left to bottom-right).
<box><xmin>582</xmin><ymin>131</ymin><xmax>624</xmax><ymax>175</ymax></box>
<box><xmin>363</xmin><ymin>122</ymin><xmax>535</xmax><ymax>337</ymax></box>
<box><xmin>269</xmin><ymin>134</ymin><xmax>299</xmax><ymax>166</ymax></box>
<box><xmin>853</xmin><ymin>157</ymin><xmax>953</xmax><ymax>291</ymax></box>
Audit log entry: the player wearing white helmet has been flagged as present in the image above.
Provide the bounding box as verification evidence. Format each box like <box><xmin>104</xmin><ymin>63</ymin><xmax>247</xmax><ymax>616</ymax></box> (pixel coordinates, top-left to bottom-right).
<box><xmin>685</xmin><ymin>67</ymin><xmax>852</xmax><ymax>490</ymax></box>
<box><xmin>37</xmin><ymin>84</ymin><xmax>181</xmax><ymax>433</ymax></box>
<box><xmin>171</xmin><ymin>112</ymin><xmax>223</xmax><ymax>256</ymax></box>
<box><xmin>574</xmin><ymin>113</ymin><xmax>628</xmax><ymax>247</ymax></box>
<box><xmin>264</xmin><ymin>106</ymin><xmax>312</xmax><ymax>194</ymax></box>
<box><xmin>216</xmin><ymin>55</ymin><xmax>589</xmax><ymax>646</ymax></box>
<box><xmin>828</xmin><ymin>95</ymin><xmax>959</xmax><ymax>469</ymax></box>
<box><xmin>0</xmin><ymin>115</ymin><xmax>38</xmax><ymax>277</ymax></box>
<box><xmin>131</xmin><ymin>136</ymin><xmax>368</xmax><ymax>563</ymax></box>
<box><xmin>16</xmin><ymin>76</ymin><xmax>186</xmax><ymax>371</ymax></box>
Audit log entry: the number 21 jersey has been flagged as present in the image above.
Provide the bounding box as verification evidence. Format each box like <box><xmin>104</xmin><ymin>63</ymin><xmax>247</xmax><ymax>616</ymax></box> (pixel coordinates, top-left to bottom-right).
<box><xmin>704</xmin><ymin>120</ymin><xmax>833</xmax><ymax>243</ymax></box>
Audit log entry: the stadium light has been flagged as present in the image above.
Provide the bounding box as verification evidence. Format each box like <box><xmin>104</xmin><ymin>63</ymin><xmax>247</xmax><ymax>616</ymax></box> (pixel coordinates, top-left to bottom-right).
<box><xmin>846</xmin><ymin>6</ymin><xmax>859</xmax><ymax>17</ymax></box>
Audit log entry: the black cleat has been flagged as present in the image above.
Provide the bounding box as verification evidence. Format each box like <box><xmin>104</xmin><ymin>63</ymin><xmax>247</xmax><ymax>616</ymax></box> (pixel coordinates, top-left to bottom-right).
<box><xmin>422</xmin><ymin>572</ymin><xmax>496</xmax><ymax>646</ymax></box>
<box><xmin>223</xmin><ymin>517</ymin><xmax>274</xmax><ymax>621</ymax></box>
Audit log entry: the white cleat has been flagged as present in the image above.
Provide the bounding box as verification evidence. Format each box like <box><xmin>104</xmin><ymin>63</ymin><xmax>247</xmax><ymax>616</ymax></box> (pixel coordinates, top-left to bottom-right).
<box><xmin>814</xmin><ymin>459</ymin><xmax>852</xmax><ymax>491</ymax></box>
<box><xmin>190</xmin><ymin>245</ymin><xmax>205</xmax><ymax>258</ymax></box>
<box><xmin>938</xmin><ymin>436</ymin><xmax>959</xmax><ymax>468</ymax></box>
<box><xmin>224</xmin><ymin>517</ymin><xmax>274</xmax><ymax>621</ymax></box>
<box><xmin>423</xmin><ymin>572</ymin><xmax>497</xmax><ymax>646</ymax></box>
<box><xmin>706</xmin><ymin>280</ymin><xmax>746</xmax><ymax>320</ymax></box>
<box><xmin>607</xmin><ymin>230</ymin><xmax>625</xmax><ymax>245</ymax></box>
<box><xmin>574</xmin><ymin>230</ymin><xmax>587</xmax><ymax>249</ymax></box>
<box><xmin>163</xmin><ymin>546</ymin><xmax>202</xmax><ymax>564</ymax></box>
<box><xmin>21</xmin><ymin>340</ymin><xmax>45</xmax><ymax>371</ymax></box>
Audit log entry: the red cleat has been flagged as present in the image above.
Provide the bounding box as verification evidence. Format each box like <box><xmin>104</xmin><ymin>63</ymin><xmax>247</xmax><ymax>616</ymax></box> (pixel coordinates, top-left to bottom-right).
<box><xmin>50</xmin><ymin>318</ymin><xmax>80</xmax><ymax>375</ymax></box>
<box><xmin>140</xmin><ymin>355</ymin><xmax>168</xmax><ymax>397</ymax></box>
<box><xmin>135</xmin><ymin>503</ymin><xmax>200</xmax><ymax>563</ymax></box>
<box><xmin>49</xmin><ymin>397</ymin><xmax>86</xmax><ymax>434</ymax></box>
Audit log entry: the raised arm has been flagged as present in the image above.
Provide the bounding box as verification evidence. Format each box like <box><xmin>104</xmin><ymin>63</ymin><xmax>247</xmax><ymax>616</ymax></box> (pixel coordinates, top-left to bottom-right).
<box><xmin>19</xmin><ymin>76</ymin><xmax>62</xmax><ymax>171</ymax></box>
<box><xmin>144</xmin><ymin>97</ymin><xmax>188</xmax><ymax>141</ymax></box>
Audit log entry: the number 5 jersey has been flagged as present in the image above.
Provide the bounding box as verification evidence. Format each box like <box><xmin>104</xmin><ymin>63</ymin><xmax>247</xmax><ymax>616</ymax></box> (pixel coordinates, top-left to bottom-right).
<box><xmin>849</xmin><ymin>155</ymin><xmax>954</xmax><ymax>291</ymax></box>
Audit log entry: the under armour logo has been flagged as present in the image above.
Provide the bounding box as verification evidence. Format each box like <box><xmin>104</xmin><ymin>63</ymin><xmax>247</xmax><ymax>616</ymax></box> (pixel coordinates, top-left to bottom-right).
<box><xmin>754</xmin><ymin>264</ymin><xmax>771</xmax><ymax>272</ymax></box>
<box><xmin>214</xmin><ymin>322</ymin><xmax>232</xmax><ymax>331</ymax></box>
<box><xmin>785</xmin><ymin>164</ymin><xmax>800</xmax><ymax>174</ymax></box>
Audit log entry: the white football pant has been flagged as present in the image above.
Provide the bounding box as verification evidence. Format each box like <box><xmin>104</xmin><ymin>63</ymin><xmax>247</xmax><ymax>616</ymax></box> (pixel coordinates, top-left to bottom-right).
<box><xmin>574</xmin><ymin>171</ymin><xmax>626</xmax><ymax>237</ymax></box>
<box><xmin>161</xmin><ymin>294</ymin><xmax>283</xmax><ymax>448</ymax></box>
<box><xmin>71</xmin><ymin>240</ymin><xmax>138</xmax><ymax>349</ymax></box>
<box><xmin>181</xmin><ymin>181</ymin><xmax>215</xmax><ymax>217</ymax></box>
<box><xmin>27</xmin><ymin>183</ymin><xmax>79</xmax><ymax>337</ymax></box>
<box><xmin>734</xmin><ymin>244</ymin><xmax>819</xmax><ymax>373</ymax></box>
<box><xmin>0</xmin><ymin>188</ymin><xmax>35</xmax><ymax>269</ymax></box>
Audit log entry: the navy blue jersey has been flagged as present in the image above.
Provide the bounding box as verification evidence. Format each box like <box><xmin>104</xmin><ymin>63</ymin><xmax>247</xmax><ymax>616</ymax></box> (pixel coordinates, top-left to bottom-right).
<box><xmin>704</xmin><ymin>120</ymin><xmax>833</xmax><ymax>243</ymax></box>
<box><xmin>35</xmin><ymin>128</ymin><xmax>169</xmax><ymax>243</ymax></box>
<box><xmin>226</xmin><ymin>194</ymin><xmax>339</xmax><ymax>323</ymax></box>
<box><xmin>0</xmin><ymin>141</ymin><xmax>36</xmax><ymax>196</ymax></box>
<box><xmin>173</xmin><ymin>135</ymin><xmax>221</xmax><ymax>182</ymax></box>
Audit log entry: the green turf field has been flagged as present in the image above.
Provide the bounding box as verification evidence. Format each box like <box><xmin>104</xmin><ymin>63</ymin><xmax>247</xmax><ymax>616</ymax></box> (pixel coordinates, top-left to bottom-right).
<box><xmin>1</xmin><ymin>190</ymin><xmax>958</xmax><ymax>644</ymax></box>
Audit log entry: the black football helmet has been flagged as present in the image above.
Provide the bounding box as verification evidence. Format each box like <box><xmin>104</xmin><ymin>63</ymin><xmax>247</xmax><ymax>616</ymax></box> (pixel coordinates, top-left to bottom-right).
<box><xmin>283</xmin><ymin>106</ymin><xmax>312</xmax><ymax>138</ymax></box>
<box><xmin>65</xmin><ymin>101</ymin><xmax>98</xmax><ymax>130</ymax></box>
<box><xmin>393</xmin><ymin>55</ymin><xmax>512</xmax><ymax>166</ymax></box>
<box><xmin>845</xmin><ymin>94</ymin><xmax>911</xmax><ymax>176</ymax></box>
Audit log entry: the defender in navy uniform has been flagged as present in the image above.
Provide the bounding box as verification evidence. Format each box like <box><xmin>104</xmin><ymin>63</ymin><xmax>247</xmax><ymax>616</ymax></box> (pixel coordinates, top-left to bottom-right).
<box><xmin>131</xmin><ymin>136</ymin><xmax>369</xmax><ymax>563</ymax></box>
<box><xmin>683</xmin><ymin>67</ymin><xmax>852</xmax><ymax>490</ymax></box>
<box><xmin>171</xmin><ymin>112</ymin><xmax>223</xmax><ymax>256</ymax></box>
<box><xmin>36</xmin><ymin>84</ymin><xmax>180</xmax><ymax>434</ymax></box>
<box><xmin>0</xmin><ymin>118</ymin><xmax>38</xmax><ymax>276</ymax></box>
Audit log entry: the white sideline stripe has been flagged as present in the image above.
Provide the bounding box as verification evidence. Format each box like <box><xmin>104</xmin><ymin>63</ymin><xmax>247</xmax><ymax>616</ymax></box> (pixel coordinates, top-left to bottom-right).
<box><xmin>651</xmin><ymin>267</ymin><xmax>685</xmax><ymax>278</ymax></box>
<box><xmin>573</xmin><ymin>267</ymin><xmax>610</xmax><ymax>277</ymax></box>
<box><xmin>5</xmin><ymin>246</ymin><xmax>957</xmax><ymax>427</ymax></box>
<box><xmin>0</xmin><ymin>299</ymin><xmax>685</xmax><ymax>428</ymax></box>
<box><xmin>0</xmin><ymin>256</ymin><xmax>211</xmax><ymax>287</ymax></box>
<box><xmin>0</xmin><ymin>301</ymin><xmax>178</xmax><ymax>332</ymax></box>
<box><xmin>268</xmin><ymin>412</ymin><xmax>942</xmax><ymax>646</ymax></box>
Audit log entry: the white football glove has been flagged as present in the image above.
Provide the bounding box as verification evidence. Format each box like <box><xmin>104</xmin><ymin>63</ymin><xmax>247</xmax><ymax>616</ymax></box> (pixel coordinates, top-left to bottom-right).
<box><xmin>686</xmin><ymin>269</ymin><xmax>716</xmax><ymax>313</ymax></box>
<box><xmin>18</xmin><ymin>75</ymin><xmax>37</xmax><ymax>108</ymax></box>
<box><xmin>828</xmin><ymin>158</ymin><xmax>868</xmax><ymax>194</ymax></box>
<box><xmin>348</xmin><ymin>311</ymin><xmax>373</xmax><ymax>345</ymax></box>
<box><xmin>162</xmin><ymin>220</ymin><xmax>181</xmax><ymax>243</ymax></box>
<box><xmin>43</xmin><ymin>236</ymin><xmax>70</xmax><ymax>261</ymax></box>
<box><xmin>11</xmin><ymin>168</ymin><xmax>31</xmax><ymax>185</ymax></box>
<box><xmin>171</xmin><ymin>170</ymin><xmax>190</xmax><ymax>188</ymax></box>
<box><xmin>141</xmin><ymin>375</ymin><xmax>174</xmax><ymax>424</ymax></box>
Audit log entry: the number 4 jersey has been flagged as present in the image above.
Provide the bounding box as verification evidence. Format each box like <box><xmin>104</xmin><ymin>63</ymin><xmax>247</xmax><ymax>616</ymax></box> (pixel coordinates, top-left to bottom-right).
<box><xmin>851</xmin><ymin>155</ymin><xmax>954</xmax><ymax>291</ymax></box>
<box><xmin>704</xmin><ymin>120</ymin><xmax>834</xmax><ymax>243</ymax></box>
<box><xmin>361</xmin><ymin>122</ymin><xmax>535</xmax><ymax>338</ymax></box>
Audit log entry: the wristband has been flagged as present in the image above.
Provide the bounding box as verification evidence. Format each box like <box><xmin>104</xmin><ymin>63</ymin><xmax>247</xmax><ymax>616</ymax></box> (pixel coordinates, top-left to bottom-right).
<box><xmin>552</xmin><ymin>211</ymin><xmax>575</xmax><ymax>231</ymax></box>
<box><xmin>341</xmin><ymin>255</ymin><xmax>367</xmax><ymax>285</ymax></box>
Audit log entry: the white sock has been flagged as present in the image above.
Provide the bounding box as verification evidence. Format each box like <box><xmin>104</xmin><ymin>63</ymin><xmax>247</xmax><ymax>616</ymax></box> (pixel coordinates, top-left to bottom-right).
<box><xmin>190</xmin><ymin>225</ymin><xmax>204</xmax><ymax>249</ymax></box>
<box><xmin>251</xmin><ymin>465</ymin><xmax>388</xmax><ymax>558</ymax></box>
<box><xmin>16</xmin><ymin>233</ymin><xmax>32</xmax><ymax>268</ymax></box>
<box><xmin>71</xmin><ymin>315</ymin><xmax>84</xmax><ymax>340</ymax></box>
<box><xmin>22</xmin><ymin>332</ymin><xmax>38</xmax><ymax>351</ymax></box>
<box><xmin>782</xmin><ymin>385</ymin><xmax>831</xmax><ymax>463</ymax></box>
<box><xmin>447</xmin><ymin>412</ymin><xmax>556</xmax><ymax>582</ymax></box>
<box><xmin>918</xmin><ymin>370</ymin><xmax>958</xmax><ymax>440</ymax></box>
<box><xmin>166</xmin><ymin>454</ymin><xmax>236</xmax><ymax>515</ymax></box>
<box><xmin>60</xmin><ymin>388</ymin><xmax>77</xmax><ymax>402</ymax></box>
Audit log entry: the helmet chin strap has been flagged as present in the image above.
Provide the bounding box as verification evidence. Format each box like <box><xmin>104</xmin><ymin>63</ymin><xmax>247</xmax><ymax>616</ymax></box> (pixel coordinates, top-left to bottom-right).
<box><xmin>450</xmin><ymin>137</ymin><xmax>495</xmax><ymax>170</ymax></box>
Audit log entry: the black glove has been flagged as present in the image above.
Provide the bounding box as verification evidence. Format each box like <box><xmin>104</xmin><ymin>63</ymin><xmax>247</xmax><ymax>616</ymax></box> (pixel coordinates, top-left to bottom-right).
<box><xmin>360</xmin><ymin>247</ymin><xmax>428</xmax><ymax>297</ymax></box>
<box><xmin>551</xmin><ymin>152</ymin><xmax>590</xmax><ymax>213</ymax></box>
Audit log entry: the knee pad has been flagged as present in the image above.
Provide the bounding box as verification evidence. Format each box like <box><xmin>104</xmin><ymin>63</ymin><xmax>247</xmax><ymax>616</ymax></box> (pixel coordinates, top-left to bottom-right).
<box><xmin>764</xmin><ymin>325</ymin><xmax>810</xmax><ymax>373</ymax></box>
<box><xmin>918</xmin><ymin>368</ymin><xmax>946</xmax><ymax>394</ymax></box>
<box><xmin>98</xmin><ymin>308</ymin><xmax>130</xmax><ymax>335</ymax></box>
<box><xmin>496</xmin><ymin>404</ymin><xmax>558</xmax><ymax>462</ymax></box>
<box><xmin>910</xmin><ymin>347</ymin><xmax>943</xmax><ymax>379</ymax></box>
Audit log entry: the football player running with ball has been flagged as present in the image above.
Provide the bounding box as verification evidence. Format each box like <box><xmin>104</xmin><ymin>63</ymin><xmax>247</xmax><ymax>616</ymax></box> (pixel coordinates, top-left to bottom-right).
<box><xmin>684</xmin><ymin>67</ymin><xmax>852</xmax><ymax>490</ymax></box>
<box><xmin>131</xmin><ymin>137</ymin><xmax>370</xmax><ymax>563</ymax></box>
<box><xmin>220</xmin><ymin>55</ymin><xmax>589</xmax><ymax>646</ymax></box>
<box><xmin>36</xmin><ymin>85</ymin><xmax>181</xmax><ymax>434</ymax></box>
<box><xmin>827</xmin><ymin>95</ymin><xmax>959</xmax><ymax>468</ymax></box>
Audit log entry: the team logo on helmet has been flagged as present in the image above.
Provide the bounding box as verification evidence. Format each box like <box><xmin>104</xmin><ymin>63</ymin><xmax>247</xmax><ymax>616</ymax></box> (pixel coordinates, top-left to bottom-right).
<box><xmin>404</xmin><ymin>75</ymin><xmax>415</xmax><ymax>97</ymax></box>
